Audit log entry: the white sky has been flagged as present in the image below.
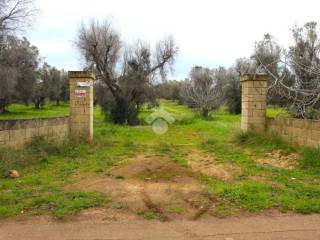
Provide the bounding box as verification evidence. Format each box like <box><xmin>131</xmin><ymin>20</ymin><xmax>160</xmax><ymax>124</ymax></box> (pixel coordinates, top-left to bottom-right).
<box><xmin>26</xmin><ymin>0</ymin><xmax>320</xmax><ymax>79</ymax></box>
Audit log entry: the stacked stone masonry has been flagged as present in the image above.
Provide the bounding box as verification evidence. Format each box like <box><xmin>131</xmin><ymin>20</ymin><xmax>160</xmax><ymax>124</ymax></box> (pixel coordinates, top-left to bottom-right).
<box><xmin>241</xmin><ymin>74</ymin><xmax>320</xmax><ymax>148</ymax></box>
<box><xmin>69</xmin><ymin>71</ymin><xmax>94</xmax><ymax>142</ymax></box>
<box><xmin>267</xmin><ymin>117</ymin><xmax>320</xmax><ymax>148</ymax></box>
<box><xmin>241</xmin><ymin>74</ymin><xmax>268</xmax><ymax>132</ymax></box>
<box><xmin>0</xmin><ymin>117</ymin><xmax>69</xmax><ymax>148</ymax></box>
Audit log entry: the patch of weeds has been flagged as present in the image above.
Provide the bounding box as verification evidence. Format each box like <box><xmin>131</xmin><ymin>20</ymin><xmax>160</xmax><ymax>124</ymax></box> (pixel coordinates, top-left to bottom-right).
<box><xmin>27</xmin><ymin>192</ymin><xmax>107</xmax><ymax>219</ymax></box>
<box><xmin>95</xmin><ymin>168</ymin><xmax>104</xmax><ymax>173</ymax></box>
<box><xmin>0</xmin><ymin>191</ymin><xmax>108</xmax><ymax>219</ymax></box>
<box><xmin>218</xmin><ymin>181</ymin><xmax>275</xmax><ymax>211</ymax></box>
<box><xmin>202</xmin><ymin>140</ymin><xmax>252</xmax><ymax>165</ymax></box>
<box><xmin>301</xmin><ymin>148</ymin><xmax>320</xmax><ymax>168</ymax></box>
<box><xmin>166</xmin><ymin>204</ymin><xmax>186</xmax><ymax>214</ymax></box>
<box><xmin>137</xmin><ymin>167</ymin><xmax>180</xmax><ymax>181</ymax></box>
<box><xmin>99</xmin><ymin>129</ymin><xmax>108</xmax><ymax>136</ymax></box>
<box><xmin>27</xmin><ymin>136</ymin><xmax>81</xmax><ymax>160</ymax></box>
<box><xmin>115</xmin><ymin>175</ymin><xmax>125</xmax><ymax>180</ymax></box>
<box><xmin>175</xmin><ymin>118</ymin><xmax>197</xmax><ymax>125</ymax></box>
<box><xmin>171</xmin><ymin>155</ymin><xmax>189</xmax><ymax>168</ymax></box>
<box><xmin>199</xmin><ymin>175</ymin><xmax>275</xmax><ymax>212</ymax></box>
<box><xmin>201</xmin><ymin>115</ymin><xmax>216</xmax><ymax>121</ymax></box>
<box><xmin>0</xmin><ymin>148</ymin><xmax>27</xmax><ymax>177</ymax></box>
<box><xmin>155</xmin><ymin>143</ymin><xmax>173</xmax><ymax>155</ymax></box>
<box><xmin>278</xmin><ymin>185</ymin><xmax>320</xmax><ymax>214</ymax></box>
<box><xmin>233</xmin><ymin>130</ymin><xmax>250</xmax><ymax>144</ymax></box>
<box><xmin>0</xmin><ymin>204</ymin><xmax>24</xmax><ymax>218</ymax></box>
<box><xmin>114</xmin><ymin>202</ymin><xmax>126</xmax><ymax>210</ymax></box>
<box><xmin>201</xmin><ymin>137</ymin><xmax>216</xmax><ymax>147</ymax></box>
<box><xmin>0</xmin><ymin>136</ymin><xmax>77</xmax><ymax>177</ymax></box>
<box><xmin>138</xmin><ymin>210</ymin><xmax>158</xmax><ymax>220</ymax></box>
<box><xmin>123</xmin><ymin>141</ymin><xmax>136</xmax><ymax>151</ymax></box>
<box><xmin>27</xmin><ymin>136</ymin><xmax>61</xmax><ymax>155</ymax></box>
<box><xmin>140</xmin><ymin>190</ymin><xmax>169</xmax><ymax>221</ymax></box>
<box><xmin>267</xmin><ymin>107</ymin><xmax>289</xmax><ymax>118</ymax></box>
<box><xmin>210</xmin><ymin>202</ymin><xmax>240</xmax><ymax>217</ymax></box>
<box><xmin>233</xmin><ymin>130</ymin><xmax>294</xmax><ymax>154</ymax></box>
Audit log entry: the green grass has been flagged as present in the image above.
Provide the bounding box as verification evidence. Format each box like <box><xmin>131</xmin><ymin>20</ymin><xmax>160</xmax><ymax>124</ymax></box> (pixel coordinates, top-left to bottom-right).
<box><xmin>301</xmin><ymin>148</ymin><xmax>320</xmax><ymax>168</ymax></box>
<box><xmin>0</xmin><ymin>103</ymin><xmax>69</xmax><ymax>119</ymax></box>
<box><xmin>0</xmin><ymin>100</ymin><xmax>320</xmax><ymax>219</ymax></box>
<box><xmin>267</xmin><ymin>106</ymin><xmax>289</xmax><ymax>118</ymax></box>
<box><xmin>233</xmin><ymin>130</ymin><xmax>294</xmax><ymax>155</ymax></box>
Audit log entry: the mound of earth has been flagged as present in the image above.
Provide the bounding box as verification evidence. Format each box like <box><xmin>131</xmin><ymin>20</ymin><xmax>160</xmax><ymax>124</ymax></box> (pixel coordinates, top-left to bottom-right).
<box><xmin>186</xmin><ymin>150</ymin><xmax>242</xmax><ymax>181</ymax></box>
<box><xmin>66</xmin><ymin>154</ymin><xmax>219</xmax><ymax>221</ymax></box>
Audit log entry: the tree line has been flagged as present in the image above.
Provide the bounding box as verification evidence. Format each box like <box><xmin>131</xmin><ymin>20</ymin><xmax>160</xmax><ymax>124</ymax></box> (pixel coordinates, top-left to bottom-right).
<box><xmin>154</xmin><ymin>21</ymin><xmax>320</xmax><ymax>119</ymax></box>
<box><xmin>1</xmin><ymin>0</ymin><xmax>320</xmax><ymax>122</ymax></box>
<box><xmin>0</xmin><ymin>0</ymin><xmax>68</xmax><ymax>113</ymax></box>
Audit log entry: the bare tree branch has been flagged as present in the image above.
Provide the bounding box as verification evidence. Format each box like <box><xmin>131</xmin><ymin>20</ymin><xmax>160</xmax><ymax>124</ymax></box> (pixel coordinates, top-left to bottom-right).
<box><xmin>0</xmin><ymin>0</ymin><xmax>37</xmax><ymax>35</ymax></box>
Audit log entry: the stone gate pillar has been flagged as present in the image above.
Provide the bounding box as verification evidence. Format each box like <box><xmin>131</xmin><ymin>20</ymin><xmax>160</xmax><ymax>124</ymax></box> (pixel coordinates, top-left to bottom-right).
<box><xmin>69</xmin><ymin>71</ymin><xmax>95</xmax><ymax>142</ymax></box>
<box><xmin>241</xmin><ymin>74</ymin><xmax>268</xmax><ymax>132</ymax></box>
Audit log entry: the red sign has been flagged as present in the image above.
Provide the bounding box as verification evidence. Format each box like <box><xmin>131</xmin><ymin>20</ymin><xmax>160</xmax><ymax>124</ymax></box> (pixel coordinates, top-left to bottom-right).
<box><xmin>75</xmin><ymin>90</ymin><xmax>86</xmax><ymax>98</ymax></box>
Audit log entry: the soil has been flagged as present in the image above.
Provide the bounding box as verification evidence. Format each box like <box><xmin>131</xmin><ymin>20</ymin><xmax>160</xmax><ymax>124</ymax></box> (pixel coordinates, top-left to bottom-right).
<box><xmin>186</xmin><ymin>150</ymin><xmax>242</xmax><ymax>181</ymax></box>
<box><xmin>257</xmin><ymin>150</ymin><xmax>299</xmax><ymax>169</ymax></box>
<box><xmin>66</xmin><ymin>154</ymin><xmax>208</xmax><ymax>220</ymax></box>
<box><xmin>1</xmin><ymin>210</ymin><xmax>320</xmax><ymax>239</ymax></box>
<box><xmin>2</xmin><ymin>152</ymin><xmax>320</xmax><ymax>239</ymax></box>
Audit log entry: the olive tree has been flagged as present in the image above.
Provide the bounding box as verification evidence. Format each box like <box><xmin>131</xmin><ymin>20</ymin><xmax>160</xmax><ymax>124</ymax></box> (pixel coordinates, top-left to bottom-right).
<box><xmin>0</xmin><ymin>36</ymin><xmax>39</xmax><ymax>112</ymax></box>
<box><xmin>0</xmin><ymin>65</ymin><xmax>16</xmax><ymax>113</ymax></box>
<box><xmin>0</xmin><ymin>0</ymin><xmax>37</xmax><ymax>112</ymax></box>
<box><xmin>184</xmin><ymin>66</ymin><xmax>222</xmax><ymax>118</ymax></box>
<box><xmin>76</xmin><ymin>19</ymin><xmax>178</xmax><ymax>124</ymax></box>
<box><xmin>218</xmin><ymin>67</ymin><xmax>242</xmax><ymax>114</ymax></box>
<box><xmin>257</xmin><ymin>22</ymin><xmax>320</xmax><ymax>119</ymax></box>
<box><xmin>0</xmin><ymin>0</ymin><xmax>37</xmax><ymax>36</ymax></box>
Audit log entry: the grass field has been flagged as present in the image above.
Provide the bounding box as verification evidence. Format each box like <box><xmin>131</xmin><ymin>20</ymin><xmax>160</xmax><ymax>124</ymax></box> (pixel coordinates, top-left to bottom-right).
<box><xmin>266</xmin><ymin>106</ymin><xmax>290</xmax><ymax>118</ymax></box>
<box><xmin>0</xmin><ymin>100</ymin><xmax>320</xmax><ymax>220</ymax></box>
<box><xmin>0</xmin><ymin>103</ymin><xmax>69</xmax><ymax>119</ymax></box>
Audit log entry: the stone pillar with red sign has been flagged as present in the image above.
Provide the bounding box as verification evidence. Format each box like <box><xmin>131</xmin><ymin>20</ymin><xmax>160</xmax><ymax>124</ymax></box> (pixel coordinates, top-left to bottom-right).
<box><xmin>69</xmin><ymin>71</ymin><xmax>95</xmax><ymax>142</ymax></box>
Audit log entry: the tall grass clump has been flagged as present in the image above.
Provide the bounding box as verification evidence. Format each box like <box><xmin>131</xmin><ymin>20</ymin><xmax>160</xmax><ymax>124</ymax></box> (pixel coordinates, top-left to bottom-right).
<box><xmin>0</xmin><ymin>136</ymin><xmax>78</xmax><ymax>177</ymax></box>
<box><xmin>233</xmin><ymin>130</ymin><xmax>294</xmax><ymax>153</ymax></box>
<box><xmin>301</xmin><ymin>148</ymin><xmax>320</xmax><ymax>168</ymax></box>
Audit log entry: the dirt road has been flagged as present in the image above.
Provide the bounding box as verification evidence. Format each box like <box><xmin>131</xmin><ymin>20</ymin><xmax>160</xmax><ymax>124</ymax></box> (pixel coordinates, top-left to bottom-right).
<box><xmin>1</xmin><ymin>212</ymin><xmax>320</xmax><ymax>240</ymax></box>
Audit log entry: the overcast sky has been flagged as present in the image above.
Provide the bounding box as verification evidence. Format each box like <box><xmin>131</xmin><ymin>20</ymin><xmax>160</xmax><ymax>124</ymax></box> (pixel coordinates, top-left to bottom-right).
<box><xmin>26</xmin><ymin>0</ymin><xmax>320</xmax><ymax>79</ymax></box>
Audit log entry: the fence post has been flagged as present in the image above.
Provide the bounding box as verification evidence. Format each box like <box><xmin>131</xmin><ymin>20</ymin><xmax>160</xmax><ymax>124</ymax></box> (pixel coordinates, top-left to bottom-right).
<box><xmin>69</xmin><ymin>71</ymin><xmax>95</xmax><ymax>142</ymax></box>
<box><xmin>241</xmin><ymin>74</ymin><xmax>268</xmax><ymax>132</ymax></box>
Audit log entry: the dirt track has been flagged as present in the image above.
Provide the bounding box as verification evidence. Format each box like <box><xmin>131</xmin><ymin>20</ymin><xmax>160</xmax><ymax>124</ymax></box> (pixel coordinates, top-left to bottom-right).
<box><xmin>1</xmin><ymin>212</ymin><xmax>320</xmax><ymax>240</ymax></box>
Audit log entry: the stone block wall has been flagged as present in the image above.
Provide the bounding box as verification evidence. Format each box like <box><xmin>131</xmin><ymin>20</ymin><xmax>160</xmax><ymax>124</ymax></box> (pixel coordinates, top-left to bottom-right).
<box><xmin>0</xmin><ymin>72</ymin><xmax>95</xmax><ymax>149</ymax></box>
<box><xmin>267</xmin><ymin>117</ymin><xmax>320</xmax><ymax>148</ymax></box>
<box><xmin>0</xmin><ymin>117</ymin><xmax>69</xmax><ymax>148</ymax></box>
<box><xmin>241</xmin><ymin>74</ymin><xmax>320</xmax><ymax>148</ymax></box>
